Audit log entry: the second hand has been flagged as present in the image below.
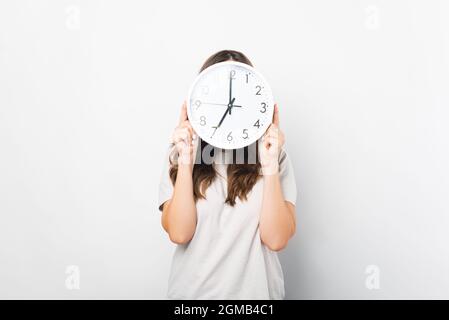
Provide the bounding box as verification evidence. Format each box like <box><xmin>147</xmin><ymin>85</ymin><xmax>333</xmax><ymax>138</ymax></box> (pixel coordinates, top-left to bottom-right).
<box><xmin>201</xmin><ymin>102</ymin><xmax>242</xmax><ymax>108</ymax></box>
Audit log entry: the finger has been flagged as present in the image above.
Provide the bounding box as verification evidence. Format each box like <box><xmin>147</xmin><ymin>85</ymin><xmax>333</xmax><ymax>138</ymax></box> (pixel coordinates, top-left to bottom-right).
<box><xmin>185</xmin><ymin>122</ymin><xmax>198</xmax><ymax>141</ymax></box>
<box><xmin>185</xmin><ymin>124</ymin><xmax>197</xmax><ymax>141</ymax></box>
<box><xmin>173</xmin><ymin>132</ymin><xmax>186</xmax><ymax>145</ymax></box>
<box><xmin>265</xmin><ymin>136</ymin><xmax>279</xmax><ymax>148</ymax></box>
<box><xmin>266</xmin><ymin>123</ymin><xmax>279</xmax><ymax>134</ymax></box>
<box><xmin>263</xmin><ymin>123</ymin><xmax>275</xmax><ymax>137</ymax></box>
<box><xmin>264</xmin><ymin>129</ymin><xmax>279</xmax><ymax>142</ymax></box>
<box><xmin>265</xmin><ymin>133</ymin><xmax>279</xmax><ymax>141</ymax></box>
<box><xmin>262</xmin><ymin>136</ymin><xmax>271</xmax><ymax>149</ymax></box>
<box><xmin>181</xmin><ymin>128</ymin><xmax>192</xmax><ymax>142</ymax></box>
<box><xmin>266</xmin><ymin>128</ymin><xmax>283</xmax><ymax>139</ymax></box>
<box><xmin>266</xmin><ymin>128</ymin><xmax>284</xmax><ymax>141</ymax></box>
<box><xmin>180</xmin><ymin>132</ymin><xmax>190</xmax><ymax>146</ymax></box>
<box><xmin>272</xmin><ymin>103</ymin><xmax>280</xmax><ymax>127</ymax></box>
<box><xmin>191</xmin><ymin>130</ymin><xmax>200</xmax><ymax>158</ymax></box>
<box><xmin>183</xmin><ymin>128</ymin><xmax>196</xmax><ymax>146</ymax></box>
<box><xmin>174</xmin><ymin>129</ymin><xmax>191</xmax><ymax>145</ymax></box>
<box><xmin>180</xmin><ymin>121</ymin><xmax>194</xmax><ymax>137</ymax></box>
<box><xmin>178</xmin><ymin>101</ymin><xmax>188</xmax><ymax>125</ymax></box>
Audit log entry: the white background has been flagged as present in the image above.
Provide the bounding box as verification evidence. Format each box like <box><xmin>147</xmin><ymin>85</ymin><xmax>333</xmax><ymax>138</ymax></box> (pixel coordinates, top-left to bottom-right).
<box><xmin>1</xmin><ymin>0</ymin><xmax>448</xmax><ymax>299</ymax></box>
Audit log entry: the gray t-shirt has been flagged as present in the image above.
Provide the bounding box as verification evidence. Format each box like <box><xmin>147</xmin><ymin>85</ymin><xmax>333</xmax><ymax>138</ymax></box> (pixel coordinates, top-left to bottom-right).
<box><xmin>158</xmin><ymin>144</ymin><xmax>297</xmax><ymax>300</ymax></box>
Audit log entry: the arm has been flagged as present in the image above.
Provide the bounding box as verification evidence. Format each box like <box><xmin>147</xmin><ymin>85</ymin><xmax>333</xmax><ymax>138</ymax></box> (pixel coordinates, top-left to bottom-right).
<box><xmin>259</xmin><ymin>174</ymin><xmax>296</xmax><ymax>251</ymax></box>
<box><xmin>161</xmin><ymin>102</ymin><xmax>198</xmax><ymax>244</ymax></box>
<box><xmin>258</xmin><ymin>104</ymin><xmax>296</xmax><ymax>251</ymax></box>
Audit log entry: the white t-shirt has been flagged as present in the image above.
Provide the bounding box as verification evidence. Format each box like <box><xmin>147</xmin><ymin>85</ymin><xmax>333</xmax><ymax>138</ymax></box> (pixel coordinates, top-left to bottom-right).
<box><xmin>158</xmin><ymin>144</ymin><xmax>297</xmax><ymax>300</ymax></box>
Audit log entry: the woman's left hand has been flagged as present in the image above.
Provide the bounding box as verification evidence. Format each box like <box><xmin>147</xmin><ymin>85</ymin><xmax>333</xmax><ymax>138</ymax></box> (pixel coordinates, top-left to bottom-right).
<box><xmin>259</xmin><ymin>104</ymin><xmax>285</xmax><ymax>176</ymax></box>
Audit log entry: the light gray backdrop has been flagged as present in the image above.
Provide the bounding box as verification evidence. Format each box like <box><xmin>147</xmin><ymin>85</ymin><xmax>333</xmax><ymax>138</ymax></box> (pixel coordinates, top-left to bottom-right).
<box><xmin>1</xmin><ymin>0</ymin><xmax>448</xmax><ymax>299</ymax></box>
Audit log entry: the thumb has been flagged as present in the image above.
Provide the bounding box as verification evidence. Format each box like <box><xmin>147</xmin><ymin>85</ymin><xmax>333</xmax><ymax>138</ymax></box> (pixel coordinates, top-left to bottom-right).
<box><xmin>178</xmin><ymin>101</ymin><xmax>188</xmax><ymax>125</ymax></box>
<box><xmin>272</xmin><ymin>103</ymin><xmax>280</xmax><ymax>127</ymax></box>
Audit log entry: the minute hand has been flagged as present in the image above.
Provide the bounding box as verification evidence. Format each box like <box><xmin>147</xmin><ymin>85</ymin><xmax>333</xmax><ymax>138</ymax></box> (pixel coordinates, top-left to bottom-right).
<box><xmin>229</xmin><ymin>71</ymin><xmax>233</xmax><ymax>105</ymax></box>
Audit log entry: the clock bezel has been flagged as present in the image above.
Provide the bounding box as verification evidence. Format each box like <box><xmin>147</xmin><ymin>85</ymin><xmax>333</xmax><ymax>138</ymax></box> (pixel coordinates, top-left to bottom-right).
<box><xmin>186</xmin><ymin>60</ymin><xmax>274</xmax><ymax>150</ymax></box>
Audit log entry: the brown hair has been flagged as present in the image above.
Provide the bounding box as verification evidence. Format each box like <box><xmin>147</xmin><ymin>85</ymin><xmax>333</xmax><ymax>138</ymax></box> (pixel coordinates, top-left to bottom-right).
<box><xmin>169</xmin><ymin>50</ymin><xmax>262</xmax><ymax>206</ymax></box>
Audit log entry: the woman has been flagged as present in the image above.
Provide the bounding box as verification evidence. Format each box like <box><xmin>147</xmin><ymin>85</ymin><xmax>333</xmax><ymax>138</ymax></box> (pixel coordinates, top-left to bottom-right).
<box><xmin>158</xmin><ymin>50</ymin><xmax>297</xmax><ymax>299</ymax></box>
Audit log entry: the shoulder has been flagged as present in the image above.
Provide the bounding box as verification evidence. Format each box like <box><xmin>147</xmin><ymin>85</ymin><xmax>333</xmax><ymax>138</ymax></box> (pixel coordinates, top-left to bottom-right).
<box><xmin>277</xmin><ymin>146</ymin><xmax>296</xmax><ymax>175</ymax></box>
<box><xmin>278</xmin><ymin>147</ymin><xmax>290</xmax><ymax>165</ymax></box>
<box><xmin>277</xmin><ymin>147</ymin><xmax>297</xmax><ymax>204</ymax></box>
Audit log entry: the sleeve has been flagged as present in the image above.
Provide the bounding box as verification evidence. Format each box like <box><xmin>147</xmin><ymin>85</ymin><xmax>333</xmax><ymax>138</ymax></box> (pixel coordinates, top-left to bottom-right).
<box><xmin>278</xmin><ymin>147</ymin><xmax>297</xmax><ymax>206</ymax></box>
<box><xmin>157</xmin><ymin>144</ymin><xmax>176</xmax><ymax>212</ymax></box>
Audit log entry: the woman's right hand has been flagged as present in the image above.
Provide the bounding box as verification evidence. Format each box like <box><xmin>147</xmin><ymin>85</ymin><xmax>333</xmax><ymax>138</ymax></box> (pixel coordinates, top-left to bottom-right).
<box><xmin>163</xmin><ymin>102</ymin><xmax>199</xmax><ymax>244</ymax></box>
<box><xmin>170</xmin><ymin>102</ymin><xmax>198</xmax><ymax>166</ymax></box>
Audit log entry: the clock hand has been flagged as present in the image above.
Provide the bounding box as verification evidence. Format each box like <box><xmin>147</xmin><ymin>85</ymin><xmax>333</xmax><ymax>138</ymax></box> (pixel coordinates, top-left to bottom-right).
<box><xmin>229</xmin><ymin>71</ymin><xmax>233</xmax><ymax>105</ymax></box>
<box><xmin>228</xmin><ymin>71</ymin><xmax>236</xmax><ymax>115</ymax></box>
<box><xmin>211</xmin><ymin>97</ymin><xmax>236</xmax><ymax>138</ymax></box>
<box><xmin>217</xmin><ymin>97</ymin><xmax>235</xmax><ymax>127</ymax></box>
<box><xmin>201</xmin><ymin>102</ymin><xmax>242</xmax><ymax>108</ymax></box>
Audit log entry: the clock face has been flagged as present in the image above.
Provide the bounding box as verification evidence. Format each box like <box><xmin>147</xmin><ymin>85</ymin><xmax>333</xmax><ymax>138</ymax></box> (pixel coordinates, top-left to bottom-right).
<box><xmin>187</xmin><ymin>61</ymin><xmax>274</xmax><ymax>150</ymax></box>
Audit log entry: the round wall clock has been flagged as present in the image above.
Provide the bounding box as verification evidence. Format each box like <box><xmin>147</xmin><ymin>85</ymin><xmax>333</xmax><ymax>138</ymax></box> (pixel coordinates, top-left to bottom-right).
<box><xmin>186</xmin><ymin>61</ymin><xmax>274</xmax><ymax>150</ymax></box>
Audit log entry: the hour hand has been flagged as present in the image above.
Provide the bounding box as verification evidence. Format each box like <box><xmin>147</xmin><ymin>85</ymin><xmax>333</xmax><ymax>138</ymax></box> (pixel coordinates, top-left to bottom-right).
<box><xmin>211</xmin><ymin>98</ymin><xmax>235</xmax><ymax>138</ymax></box>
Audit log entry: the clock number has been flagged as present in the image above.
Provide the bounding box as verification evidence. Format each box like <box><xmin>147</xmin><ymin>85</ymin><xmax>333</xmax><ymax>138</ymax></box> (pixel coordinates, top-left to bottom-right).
<box><xmin>253</xmin><ymin>119</ymin><xmax>261</xmax><ymax>129</ymax></box>
<box><xmin>255</xmin><ymin>85</ymin><xmax>262</xmax><ymax>95</ymax></box>
<box><xmin>227</xmin><ymin>131</ymin><xmax>233</xmax><ymax>141</ymax></box>
<box><xmin>195</xmin><ymin>100</ymin><xmax>201</xmax><ymax>109</ymax></box>
<box><xmin>201</xmin><ymin>86</ymin><xmax>209</xmax><ymax>95</ymax></box>
<box><xmin>242</xmin><ymin>129</ymin><xmax>249</xmax><ymax>139</ymax></box>
<box><xmin>200</xmin><ymin>116</ymin><xmax>206</xmax><ymax>126</ymax></box>
<box><xmin>260</xmin><ymin>102</ymin><xmax>267</xmax><ymax>113</ymax></box>
<box><xmin>246</xmin><ymin>73</ymin><xmax>249</xmax><ymax>83</ymax></box>
<box><xmin>210</xmin><ymin>126</ymin><xmax>218</xmax><ymax>138</ymax></box>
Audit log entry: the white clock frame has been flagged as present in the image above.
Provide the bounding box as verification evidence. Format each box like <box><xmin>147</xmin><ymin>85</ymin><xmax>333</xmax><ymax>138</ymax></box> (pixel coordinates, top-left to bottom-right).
<box><xmin>186</xmin><ymin>61</ymin><xmax>274</xmax><ymax>150</ymax></box>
